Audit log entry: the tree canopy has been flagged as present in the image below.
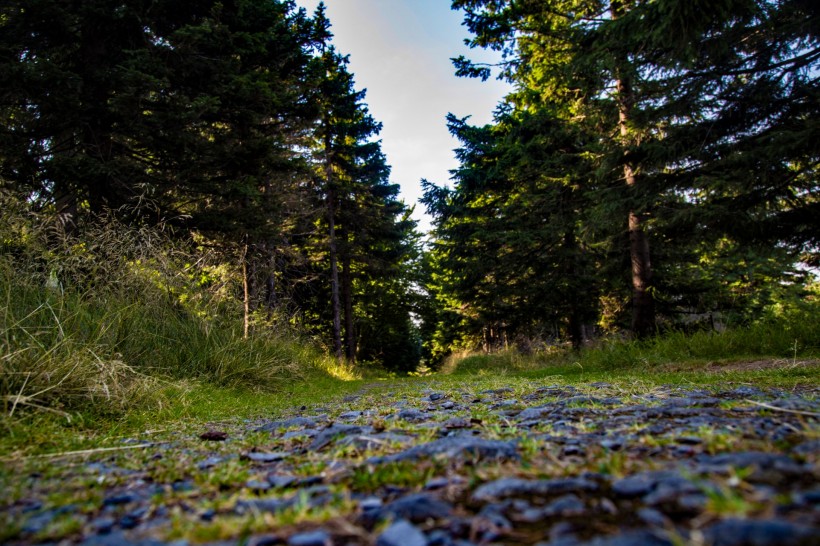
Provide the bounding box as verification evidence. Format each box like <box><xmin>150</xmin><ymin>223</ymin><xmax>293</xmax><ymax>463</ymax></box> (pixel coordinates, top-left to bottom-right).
<box><xmin>421</xmin><ymin>0</ymin><xmax>818</xmax><ymax>361</ymax></box>
<box><xmin>0</xmin><ymin>0</ymin><xmax>420</xmax><ymax>370</ymax></box>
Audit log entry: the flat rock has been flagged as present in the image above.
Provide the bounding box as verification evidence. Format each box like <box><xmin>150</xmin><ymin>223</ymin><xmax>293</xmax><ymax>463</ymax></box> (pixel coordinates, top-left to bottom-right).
<box><xmin>377</xmin><ymin>493</ymin><xmax>453</xmax><ymax>523</ymax></box>
<box><xmin>703</xmin><ymin>518</ymin><xmax>818</xmax><ymax>546</ymax></box>
<box><xmin>472</xmin><ymin>477</ymin><xmax>599</xmax><ymax>502</ymax></box>
<box><xmin>287</xmin><ymin>529</ymin><xmax>332</xmax><ymax>546</ymax></box>
<box><xmin>372</xmin><ymin>434</ymin><xmax>518</xmax><ymax>464</ymax></box>
<box><xmin>376</xmin><ymin>519</ymin><xmax>427</xmax><ymax>546</ymax></box>
<box><xmin>255</xmin><ymin>416</ymin><xmax>324</xmax><ymax>432</ymax></box>
<box><xmin>308</xmin><ymin>424</ymin><xmax>367</xmax><ymax>451</ymax></box>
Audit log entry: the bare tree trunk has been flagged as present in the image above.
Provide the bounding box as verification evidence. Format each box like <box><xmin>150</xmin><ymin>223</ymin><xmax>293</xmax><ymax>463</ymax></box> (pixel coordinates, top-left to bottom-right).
<box><xmin>613</xmin><ymin>0</ymin><xmax>654</xmax><ymax>338</ymax></box>
<box><xmin>242</xmin><ymin>243</ymin><xmax>250</xmax><ymax>339</ymax></box>
<box><xmin>341</xmin><ymin>235</ymin><xmax>356</xmax><ymax>362</ymax></box>
<box><xmin>324</xmin><ymin>138</ymin><xmax>343</xmax><ymax>361</ymax></box>
<box><xmin>264</xmin><ymin>245</ymin><xmax>277</xmax><ymax>314</ymax></box>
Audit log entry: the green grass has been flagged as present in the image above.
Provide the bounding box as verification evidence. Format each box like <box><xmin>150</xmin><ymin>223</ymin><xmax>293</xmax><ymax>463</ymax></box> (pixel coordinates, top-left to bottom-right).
<box><xmin>442</xmin><ymin>304</ymin><xmax>820</xmax><ymax>386</ymax></box>
<box><xmin>2</xmin><ymin>193</ymin><xmax>818</xmax><ymax>459</ymax></box>
<box><xmin>0</xmin><ymin>201</ymin><xmax>363</xmax><ymax>456</ymax></box>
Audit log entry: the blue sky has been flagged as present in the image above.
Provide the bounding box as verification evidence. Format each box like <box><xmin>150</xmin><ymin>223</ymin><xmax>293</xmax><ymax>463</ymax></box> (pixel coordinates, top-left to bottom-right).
<box><xmin>294</xmin><ymin>0</ymin><xmax>511</xmax><ymax>232</ymax></box>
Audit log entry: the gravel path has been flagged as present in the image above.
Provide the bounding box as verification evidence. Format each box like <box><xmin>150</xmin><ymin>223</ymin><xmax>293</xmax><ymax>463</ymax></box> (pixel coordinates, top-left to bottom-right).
<box><xmin>2</xmin><ymin>380</ymin><xmax>818</xmax><ymax>545</ymax></box>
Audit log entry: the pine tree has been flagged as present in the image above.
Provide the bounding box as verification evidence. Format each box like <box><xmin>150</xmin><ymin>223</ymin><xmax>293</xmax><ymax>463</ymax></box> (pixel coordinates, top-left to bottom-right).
<box><xmin>446</xmin><ymin>0</ymin><xmax>819</xmax><ymax>340</ymax></box>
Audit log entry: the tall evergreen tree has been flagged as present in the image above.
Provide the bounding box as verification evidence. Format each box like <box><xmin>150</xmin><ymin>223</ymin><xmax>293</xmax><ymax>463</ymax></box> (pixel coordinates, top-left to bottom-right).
<box><xmin>442</xmin><ymin>0</ymin><xmax>819</xmax><ymax>342</ymax></box>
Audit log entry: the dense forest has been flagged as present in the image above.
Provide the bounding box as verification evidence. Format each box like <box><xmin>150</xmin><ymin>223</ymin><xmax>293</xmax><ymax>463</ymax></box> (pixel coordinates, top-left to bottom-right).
<box><xmin>1</xmin><ymin>0</ymin><xmax>818</xmax><ymax>376</ymax></box>
<box><xmin>421</xmin><ymin>0</ymin><xmax>819</xmax><ymax>363</ymax></box>
<box><xmin>1</xmin><ymin>0</ymin><xmax>421</xmax><ymax>371</ymax></box>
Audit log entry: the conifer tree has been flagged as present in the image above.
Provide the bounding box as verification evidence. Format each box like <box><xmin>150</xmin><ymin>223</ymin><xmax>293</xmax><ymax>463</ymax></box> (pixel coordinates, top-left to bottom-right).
<box><xmin>442</xmin><ymin>0</ymin><xmax>819</xmax><ymax>342</ymax></box>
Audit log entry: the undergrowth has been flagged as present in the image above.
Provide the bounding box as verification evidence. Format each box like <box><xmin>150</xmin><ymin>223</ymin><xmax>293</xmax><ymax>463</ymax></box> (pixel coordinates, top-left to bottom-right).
<box><xmin>0</xmin><ymin>193</ymin><xmax>357</xmax><ymax>435</ymax></box>
<box><xmin>445</xmin><ymin>297</ymin><xmax>820</xmax><ymax>377</ymax></box>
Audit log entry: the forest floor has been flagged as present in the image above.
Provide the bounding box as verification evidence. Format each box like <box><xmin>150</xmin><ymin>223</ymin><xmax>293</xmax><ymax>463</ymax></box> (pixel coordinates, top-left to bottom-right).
<box><xmin>1</xmin><ymin>360</ymin><xmax>818</xmax><ymax>546</ymax></box>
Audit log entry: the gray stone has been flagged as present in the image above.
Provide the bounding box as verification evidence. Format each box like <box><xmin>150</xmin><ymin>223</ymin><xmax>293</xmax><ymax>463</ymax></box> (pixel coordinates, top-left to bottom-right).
<box><xmin>308</xmin><ymin>424</ymin><xmax>366</xmax><ymax>451</ymax></box>
<box><xmin>267</xmin><ymin>475</ymin><xmax>298</xmax><ymax>488</ymax></box>
<box><xmin>90</xmin><ymin>516</ymin><xmax>116</xmax><ymax>534</ymax></box>
<box><xmin>245</xmin><ymin>479</ymin><xmax>271</xmax><ymax>491</ymax></box>
<box><xmin>197</xmin><ymin>456</ymin><xmax>224</xmax><ymax>469</ymax></box>
<box><xmin>517</xmin><ymin>406</ymin><xmax>553</xmax><ymax>421</ymax></box>
<box><xmin>287</xmin><ymin>529</ymin><xmax>332</xmax><ymax>546</ymax></box>
<box><xmin>379</xmin><ymin>493</ymin><xmax>453</xmax><ymax>523</ymax></box>
<box><xmin>611</xmin><ymin>471</ymin><xmax>690</xmax><ymax>499</ymax></box>
<box><xmin>282</xmin><ymin>429</ymin><xmax>318</xmax><ymax>440</ymax></box>
<box><xmin>336</xmin><ymin>432</ymin><xmax>415</xmax><ymax>450</ymax></box>
<box><xmin>542</xmin><ymin>494</ymin><xmax>586</xmax><ymax>517</ymax></box>
<box><xmin>242</xmin><ymin>451</ymin><xmax>287</xmax><ymax>463</ymax></box>
<box><xmin>103</xmin><ymin>493</ymin><xmax>137</xmax><ymax>506</ymax></box>
<box><xmin>79</xmin><ymin>531</ymin><xmax>167</xmax><ymax>546</ymax></box>
<box><xmin>637</xmin><ymin>507</ymin><xmax>669</xmax><ymax>528</ymax></box>
<box><xmin>472</xmin><ymin>477</ymin><xmax>599</xmax><ymax>502</ymax></box>
<box><xmin>236</xmin><ymin>498</ymin><xmax>288</xmax><ymax>514</ymax></box>
<box><xmin>578</xmin><ymin>530</ymin><xmax>673</xmax><ymax>546</ymax></box>
<box><xmin>696</xmin><ymin>451</ymin><xmax>806</xmax><ymax>482</ymax></box>
<box><xmin>376</xmin><ymin>519</ymin><xmax>427</xmax><ymax>546</ymax></box>
<box><xmin>703</xmin><ymin>518</ymin><xmax>818</xmax><ymax>546</ymax></box>
<box><xmin>397</xmin><ymin>408</ymin><xmax>430</xmax><ymax>423</ymax></box>
<box><xmin>372</xmin><ymin>434</ymin><xmax>518</xmax><ymax>464</ymax></box>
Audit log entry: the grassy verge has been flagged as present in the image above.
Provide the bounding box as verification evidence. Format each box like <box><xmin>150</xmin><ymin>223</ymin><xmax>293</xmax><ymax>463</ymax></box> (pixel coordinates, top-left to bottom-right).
<box><xmin>0</xmin><ymin>199</ymin><xmax>363</xmax><ymax>456</ymax></box>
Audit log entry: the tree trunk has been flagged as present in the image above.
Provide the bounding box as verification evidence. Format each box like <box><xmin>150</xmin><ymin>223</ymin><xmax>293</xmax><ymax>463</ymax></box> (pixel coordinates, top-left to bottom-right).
<box><xmin>325</xmin><ymin>158</ymin><xmax>343</xmax><ymax>361</ymax></box>
<box><xmin>612</xmin><ymin>0</ymin><xmax>654</xmax><ymax>338</ymax></box>
<box><xmin>264</xmin><ymin>246</ymin><xmax>277</xmax><ymax>313</ymax></box>
<box><xmin>242</xmin><ymin>243</ymin><xmax>250</xmax><ymax>339</ymax></box>
<box><xmin>341</xmin><ymin>232</ymin><xmax>356</xmax><ymax>362</ymax></box>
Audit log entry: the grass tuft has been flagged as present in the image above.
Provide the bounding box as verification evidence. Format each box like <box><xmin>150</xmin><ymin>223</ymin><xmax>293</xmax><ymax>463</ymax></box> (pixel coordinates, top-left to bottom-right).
<box><xmin>0</xmin><ymin>192</ymin><xmax>358</xmax><ymax>439</ymax></box>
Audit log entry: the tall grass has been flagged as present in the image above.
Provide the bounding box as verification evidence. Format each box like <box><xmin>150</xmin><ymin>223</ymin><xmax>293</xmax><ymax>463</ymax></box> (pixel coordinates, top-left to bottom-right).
<box><xmin>445</xmin><ymin>301</ymin><xmax>820</xmax><ymax>375</ymax></box>
<box><xmin>0</xmin><ymin>194</ymin><xmax>353</xmax><ymax>424</ymax></box>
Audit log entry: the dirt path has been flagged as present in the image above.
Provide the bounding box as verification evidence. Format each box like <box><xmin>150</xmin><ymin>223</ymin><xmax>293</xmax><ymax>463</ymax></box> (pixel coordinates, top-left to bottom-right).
<box><xmin>2</xmin><ymin>378</ymin><xmax>818</xmax><ymax>545</ymax></box>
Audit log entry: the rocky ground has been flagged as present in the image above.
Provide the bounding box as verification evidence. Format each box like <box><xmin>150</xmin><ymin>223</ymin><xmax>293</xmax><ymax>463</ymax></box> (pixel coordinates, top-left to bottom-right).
<box><xmin>1</xmin><ymin>378</ymin><xmax>818</xmax><ymax>545</ymax></box>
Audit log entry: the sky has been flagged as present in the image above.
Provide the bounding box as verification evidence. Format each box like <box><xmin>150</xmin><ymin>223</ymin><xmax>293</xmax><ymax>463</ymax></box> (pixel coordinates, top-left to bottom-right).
<box><xmin>294</xmin><ymin>0</ymin><xmax>511</xmax><ymax>232</ymax></box>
